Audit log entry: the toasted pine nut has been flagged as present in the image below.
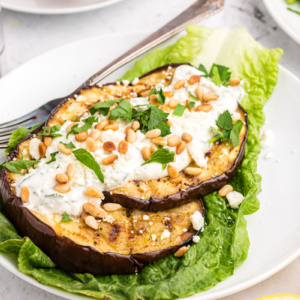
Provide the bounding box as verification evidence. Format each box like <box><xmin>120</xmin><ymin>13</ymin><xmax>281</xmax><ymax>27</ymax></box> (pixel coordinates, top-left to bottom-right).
<box><xmin>38</xmin><ymin>142</ymin><xmax>46</xmax><ymax>158</ymax></box>
<box><xmin>141</xmin><ymin>147</ymin><xmax>151</xmax><ymax>161</ymax></box>
<box><xmin>168</xmin><ymin>99</ymin><xmax>179</xmax><ymax>109</ymax></box>
<box><xmin>203</xmin><ymin>93</ymin><xmax>219</xmax><ymax>101</ymax></box>
<box><xmin>75</xmin><ymin>131</ymin><xmax>88</xmax><ymax>142</ymax></box>
<box><xmin>182</xmin><ymin>133</ymin><xmax>193</xmax><ymax>143</ymax></box>
<box><xmin>119</xmin><ymin>140</ymin><xmax>128</xmax><ymax>154</ymax></box>
<box><xmin>102</xmin><ymin>154</ymin><xmax>118</xmax><ymax>165</ymax></box>
<box><xmin>54</xmin><ymin>183</ymin><xmax>71</xmax><ymax>194</ymax></box>
<box><xmin>21</xmin><ymin>186</ymin><xmax>30</xmax><ymax>203</ymax></box>
<box><xmin>83</xmin><ymin>202</ymin><xmax>107</xmax><ymax>219</ymax></box>
<box><xmin>229</xmin><ymin>78</ymin><xmax>240</xmax><ymax>86</ymax></box>
<box><xmin>161</xmin><ymin>104</ymin><xmax>171</xmax><ymax>113</ymax></box>
<box><xmin>132</xmin><ymin>121</ymin><xmax>140</xmax><ymax>131</ymax></box>
<box><xmin>81</xmin><ymin>212</ymin><xmax>90</xmax><ymax>220</ymax></box>
<box><xmin>151</xmin><ymin>137</ymin><xmax>167</xmax><ymax>146</ymax></box>
<box><xmin>89</xmin><ymin>129</ymin><xmax>101</xmax><ymax>141</ymax></box>
<box><xmin>150</xmin><ymin>144</ymin><xmax>157</xmax><ymax>153</ymax></box>
<box><xmin>57</xmin><ymin>143</ymin><xmax>72</xmax><ymax>155</ymax></box>
<box><xmin>86</xmin><ymin>137</ymin><xmax>97</xmax><ymax>152</ymax></box>
<box><xmin>167</xmin><ymin>135</ymin><xmax>180</xmax><ymax>147</ymax></box>
<box><xmin>95</xmin><ymin>119</ymin><xmax>109</xmax><ymax>130</ymax></box>
<box><xmin>86</xmin><ymin>186</ymin><xmax>104</xmax><ymax>198</ymax></box>
<box><xmin>174</xmin><ymin>246</ymin><xmax>189</xmax><ymax>257</ymax></box>
<box><xmin>184</xmin><ymin>167</ymin><xmax>202</xmax><ymax>176</ymax></box>
<box><xmin>66</xmin><ymin>122</ymin><xmax>78</xmax><ymax>133</ymax></box>
<box><xmin>176</xmin><ymin>141</ymin><xmax>186</xmax><ymax>155</ymax></box>
<box><xmin>124</xmin><ymin>126</ymin><xmax>131</xmax><ymax>135</ymax></box>
<box><xmin>174</xmin><ymin>79</ymin><xmax>185</xmax><ymax>90</ymax></box>
<box><xmin>67</xmin><ymin>163</ymin><xmax>76</xmax><ymax>180</ymax></box>
<box><xmin>195</xmin><ymin>86</ymin><xmax>204</xmax><ymax>101</ymax></box>
<box><xmin>167</xmin><ymin>165</ymin><xmax>179</xmax><ymax>179</ymax></box>
<box><xmin>145</xmin><ymin>129</ymin><xmax>161</xmax><ymax>138</ymax></box>
<box><xmin>44</xmin><ymin>136</ymin><xmax>52</xmax><ymax>147</ymax></box>
<box><xmin>140</xmin><ymin>89</ymin><xmax>151</xmax><ymax>97</ymax></box>
<box><xmin>197</xmin><ymin>104</ymin><xmax>212</xmax><ymax>112</ymax></box>
<box><xmin>55</xmin><ymin>173</ymin><xmax>68</xmax><ymax>184</ymax></box>
<box><xmin>126</xmin><ymin>129</ymin><xmax>137</xmax><ymax>144</ymax></box>
<box><xmin>85</xmin><ymin>215</ymin><xmax>98</xmax><ymax>230</ymax></box>
<box><xmin>186</xmin><ymin>100</ymin><xmax>195</xmax><ymax>112</ymax></box>
<box><xmin>188</xmin><ymin>75</ymin><xmax>201</xmax><ymax>85</ymax></box>
<box><xmin>167</xmin><ymin>120</ymin><xmax>173</xmax><ymax>127</ymax></box>
<box><xmin>164</xmin><ymin>91</ymin><xmax>174</xmax><ymax>98</ymax></box>
<box><xmin>104</xmin><ymin>124</ymin><xmax>119</xmax><ymax>131</ymax></box>
<box><xmin>218</xmin><ymin>185</ymin><xmax>233</xmax><ymax>197</ymax></box>
<box><xmin>103</xmin><ymin>141</ymin><xmax>116</xmax><ymax>152</ymax></box>
<box><xmin>103</xmin><ymin>203</ymin><xmax>122</xmax><ymax>212</ymax></box>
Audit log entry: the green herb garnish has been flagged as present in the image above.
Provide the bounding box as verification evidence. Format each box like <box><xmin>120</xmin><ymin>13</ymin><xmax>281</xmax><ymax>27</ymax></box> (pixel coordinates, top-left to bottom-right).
<box><xmin>1</xmin><ymin>157</ymin><xmax>39</xmax><ymax>174</ymax></box>
<box><xmin>149</xmin><ymin>88</ymin><xmax>165</xmax><ymax>104</ymax></box>
<box><xmin>141</xmin><ymin>148</ymin><xmax>175</xmax><ymax>170</ymax></box>
<box><xmin>73</xmin><ymin>149</ymin><xmax>104</xmax><ymax>183</ymax></box>
<box><xmin>67</xmin><ymin>116</ymin><xmax>98</xmax><ymax>138</ymax></box>
<box><xmin>172</xmin><ymin>102</ymin><xmax>195</xmax><ymax>117</ymax></box>
<box><xmin>59</xmin><ymin>141</ymin><xmax>76</xmax><ymax>149</ymax></box>
<box><xmin>188</xmin><ymin>92</ymin><xmax>199</xmax><ymax>101</ymax></box>
<box><xmin>287</xmin><ymin>7</ymin><xmax>300</xmax><ymax>14</ymax></box>
<box><xmin>199</xmin><ymin>63</ymin><xmax>231</xmax><ymax>86</ymax></box>
<box><xmin>89</xmin><ymin>99</ymin><xmax>124</xmax><ymax>116</ymax></box>
<box><xmin>45</xmin><ymin>194</ymin><xmax>63</xmax><ymax>198</ymax></box>
<box><xmin>108</xmin><ymin>100</ymin><xmax>132</xmax><ymax>122</ymax></box>
<box><xmin>155</xmin><ymin>122</ymin><xmax>171</xmax><ymax>137</ymax></box>
<box><xmin>61</xmin><ymin>212</ymin><xmax>72</xmax><ymax>222</ymax></box>
<box><xmin>39</xmin><ymin>125</ymin><xmax>62</xmax><ymax>138</ymax></box>
<box><xmin>46</xmin><ymin>152</ymin><xmax>59</xmax><ymax>164</ymax></box>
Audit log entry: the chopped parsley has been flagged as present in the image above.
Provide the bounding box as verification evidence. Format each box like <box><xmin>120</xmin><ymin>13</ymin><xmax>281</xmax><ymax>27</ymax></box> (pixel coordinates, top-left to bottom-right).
<box><xmin>141</xmin><ymin>148</ymin><xmax>175</xmax><ymax>170</ymax></box>
<box><xmin>108</xmin><ymin>99</ymin><xmax>132</xmax><ymax>122</ymax></box>
<box><xmin>1</xmin><ymin>157</ymin><xmax>40</xmax><ymax>174</ymax></box>
<box><xmin>46</xmin><ymin>152</ymin><xmax>59</xmax><ymax>164</ymax></box>
<box><xmin>61</xmin><ymin>212</ymin><xmax>72</xmax><ymax>222</ymax></box>
<box><xmin>149</xmin><ymin>88</ymin><xmax>165</xmax><ymax>104</ymax></box>
<box><xmin>199</xmin><ymin>63</ymin><xmax>231</xmax><ymax>86</ymax></box>
<box><xmin>39</xmin><ymin>125</ymin><xmax>62</xmax><ymax>138</ymax></box>
<box><xmin>89</xmin><ymin>99</ymin><xmax>124</xmax><ymax>116</ymax></box>
<box><xmin>67</xmin><ymin>116</ymin><xmax>98</xmax><ymax>138</ymax></box>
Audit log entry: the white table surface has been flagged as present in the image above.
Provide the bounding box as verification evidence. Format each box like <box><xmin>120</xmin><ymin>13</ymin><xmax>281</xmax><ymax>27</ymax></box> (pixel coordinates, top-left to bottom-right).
<box><xmin>0</xmin><ymin>0</ymin><xmax>299</xmax><ymax>299</ymax></box>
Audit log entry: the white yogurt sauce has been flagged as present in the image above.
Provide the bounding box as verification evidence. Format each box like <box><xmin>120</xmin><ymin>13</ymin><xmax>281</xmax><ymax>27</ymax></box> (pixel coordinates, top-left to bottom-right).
<box><xmin>15</xmin><ymin>65</ymin><xmax>244</xmax><ymax>216</ymax></box>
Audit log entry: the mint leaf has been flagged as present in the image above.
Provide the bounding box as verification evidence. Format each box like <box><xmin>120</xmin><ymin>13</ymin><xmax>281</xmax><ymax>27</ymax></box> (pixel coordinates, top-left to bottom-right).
<box><xmin>198</xmin><ymin>64</ymin><xmax>209</xmax><ymax>77</ymax></box>
<box><xmin>2</xmin><ymin>157</ymin><xmax>40</xmax><ymax>174</ymax></box>
<box><xmin>155</xmin><ymin>122</ymin><xmax>171</xmax><ymax>137</ymax></box>
<box><xmin>109</xmin><ymin>100</ymin><xmax>132</xmax><ymax>122</ymax></box>
<box><xmin>149</xmin><ymin>88</ymin><xmax>165</xmax><ymax>104</ymax></box>
<box><xmin>230</xmin><ymin>120</ymin><xmax>243</xmax><ymax>147</ymax></box>
<box><xmin>209</xmin><ymin>64</ymin><xmax>231</xmax><ymax>86</ymax></box>
<box><xmin>210</xmin><ymin>65</ymin><xmax>222</xmax><ymax>86</ymax></box>
<box><xmin>39</xmin><ymin>125</ymin><xmax>62</xmax><ymax>138</ymax></box>
<box><xmin>173</xmin><ymin>104</ymin><xmax>187</xmax><ymax>117</ymax></box>
<box><xmin>188</xmin><ymin>101</ymin><xmax>195</xmax><ymax>109</ymax></box>
<box><xmin>59</xmin><ymin>141</ymin><xmax>76</xmax><ymax>149</ymax></box>
<box><xmin>46</xmin><ymin>152</ymin><xmax>59</xmax><ymax>165</ymax></box>
<box><xmin>89</xmin><ymin>99</ymin><xmax>124</xmax><ymax>116</ymax></box>
<box><xmin>188</xmin><ymin>92</ymin><xmax>199</xmax><ymax>101</ymax></box>
<box><xmin>67</xmin><ymin>116</ymin><xmax>98</xmax><ymax>138</ymax></box>
<box><xmin>141</xmin><ymin>148</ymin><xmax>175</xmax><ymax>170</ymax></box>
<box><xmin>73</xmin><ymin>149</ymin><xmax>104</xmax><ymax>183</ymax></box>
<box><xmin>216</xmin><ymin>110</ymin><xmax>233</xmax><ymax>130</ymax></box>
<box><xmin>61</xmin><ymin>212</ymin><xmax>72</xmax><ymax>222</ymax></box>
<box><xmin>5</xmin><ymin>127</ymin><xmax>31</xmax><ymax>156</ymax></box>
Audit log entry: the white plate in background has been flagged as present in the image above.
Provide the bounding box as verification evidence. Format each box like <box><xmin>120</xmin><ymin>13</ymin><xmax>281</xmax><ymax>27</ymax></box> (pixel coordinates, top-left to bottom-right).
<box><xmin>0</xmin><ymin>32</ymin><xmax>299</xmax><ymax>300</ymax></box>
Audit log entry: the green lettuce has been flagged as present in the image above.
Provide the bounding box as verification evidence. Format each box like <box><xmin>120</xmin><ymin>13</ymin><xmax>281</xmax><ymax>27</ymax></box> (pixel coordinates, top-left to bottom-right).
<box><xmin>0</xmin><ymin>25</ymin><xmax>282</xmax><ymax>299</ymax></box>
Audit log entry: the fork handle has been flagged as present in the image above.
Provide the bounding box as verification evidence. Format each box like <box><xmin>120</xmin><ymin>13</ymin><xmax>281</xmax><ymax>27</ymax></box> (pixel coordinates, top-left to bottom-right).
<box><xmin>86</xmin><ymin>0</ymin><xmax>224</xmax><ymax>87</ymax></box>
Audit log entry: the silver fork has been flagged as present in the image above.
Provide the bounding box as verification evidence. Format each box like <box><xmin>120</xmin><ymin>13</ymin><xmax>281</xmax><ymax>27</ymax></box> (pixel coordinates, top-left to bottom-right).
<box><xmin>0</xmin><ymin>0</ymin><xmax>224</xmax><ymax>149</ymax></box>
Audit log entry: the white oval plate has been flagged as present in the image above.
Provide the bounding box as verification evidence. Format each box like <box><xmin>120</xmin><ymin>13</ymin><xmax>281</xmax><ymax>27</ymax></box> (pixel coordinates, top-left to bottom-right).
<box><xmin>2</xmin><ymin>0</ymin><xmax>123</xmax><ymax>15</ymax></box>
<box><xmin>0</xmin><ymin>32</ymin><xmax>300</xmax><ymax>300</ymax></box>
<box><xmin>263</xmin><ymin>0</ymin><xmax>300</xmax><ymax>44</ymax></box>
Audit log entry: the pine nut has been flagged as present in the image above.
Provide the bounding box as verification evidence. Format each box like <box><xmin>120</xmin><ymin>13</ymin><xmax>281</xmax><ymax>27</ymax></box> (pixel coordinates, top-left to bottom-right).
<box><xmin>167</xmin><ymin>165</ymin><xmax>179</xmax><ymax>179</ymax></box>
<box><xmin>184</xmin><ymin>167</ymin><xmax>202</xmax><ymax>176</ymax></box>
<box><xmin>66</xmin><ymin>122</ymin><xmax>78</xmax><ymax>133</ymax></box>
<box><xmin>125</xmin><ymin>126</ymin><xmax>131</xmax><ymax>135</ymax></box>
<box><xmin>229</xmin><ymin>78</ymin><xmax>240</xmax><ymax>86</ymax></box>
<box><xmin>168</xmin><ymin>99</ymin><xmax>179</xmax><ymax>109</ymax></box>
<box><xmin>81</xmin><ymin>212</ymin><xmax>90</xmax><ymax>220</ymax></box>
<box><xmin>54</xmin><ymin>183</ymin><xmax>71</xmax><ymax>194</ymax></box>
<box><xmin>44</xmin><ymin>136</ymin><xmax>52</xmax><ymax>147</ymax></box>
<box><xmin>145</xmin><ymin>129</ymin><xmax>161</xmax><ymax>138</ymax></box>
<box><xmin>161</xmin><ymin>104</ymin><xmax>171</xmax><ymax>113</ymax></box>
<box><xmin>150</xmin><ymin>144</ymin><xmax>157</xmax><ymax>153</ymax></box>
<box><xmin>218</xmin><ymin>185</ymin><xmax>233</xmax><ymax>197</ymax></box>
<box><xmin>57</xmin><ymin>143</ymin><xmax>72</xmax><ymax>155</ymax></box>
<box><xmin>176</xmin><ymin>141</ymin><xmax>186</xmax><ymax>154</ymax></box>
<box><xmin>203</xmin><ymin>93</ymin><xmax>219</xmax><ymax>101</ymax></box>
<box><xmin>197</xmin><ymin>104</ymin><xmax>212</xmax><ymax>112</ymax></box>
<box><xmin>132</xmin><ymin>121</ymin><xmax>140</xmax><ymax>131</ymax></box>
<box><xmin>21</xmin><ymin>186</ymin><xmax>30</xmax><ymax>203</ymax></box>
<box><xmin>85</xmin><ymin>215</ymin><xmax>98</xmax><ymax>230</ymax></box>
<box><xmin>151</xmin><ymin>137</ymin><xmax>167</xmax><ymax>146</ymax></box>
<box><xmin>104</xmin><ymin>124</ymin><xmax>119</xmax><ymax>131</ymax></box>
<box><xmin>89</xmin><ymin>129</ymin><xmax>101</xmax><ymax>141</ymax></box>
<box><xmin>164</xmin><ymin>91</ymin><xmax>174</xmax><ymax>98</ymax></box>
<box><xmin>75</xmin><ymin>131</ymin><xmax>88</xmax><ymax>142</ymax></box>
<box><xmin>167</xmin><ymin>120</ymin><xmax>173</xmax><ymax>127</ymax></box>
<box><xmin>174</xmin><ymin>246</ymin><xmax>188</xmax><ymax>257</ymax></box>
<box><xmin>95</xmin><ymin>119</ymin><xmax>109</xmax><ymax>130</ymax></box>
<box><xmin>174</xmin><ymin>79</ymin><xmax>185</xmax><ymax>90</ymax></box>
<box><xmin>103</xmin><ymin>203</ymin><xmax>122</xmax><ymax>212</ymax></box>
<box><xmin>119</xmin><ymin>140</ymin><xmax>128</xmax><ymax>154</ymax></box>
<box><xmin>126</xmin><ymin>129</ymin><xmax>137</xmax><ymax>144</ymax></box>
<box><xmin>55</xmin><ymin>173</ymin><xmax>68</xmax><ymax>184</ymax></box>
<box><xmin>167</xmin><ymin>135</ymin><xmax>180</xmax><ymax>147</ymax></box>
<box><xmin>141</xmin><ymin>147</ymin><xmax>151</xmax><ymax>161</ymax></box>
<box><xmin>186</xmin><ymin>100</ymin><xmax>195</xmax><ymax>112</ymax></box>
<box><xmin>86</xmin><ymin>137</ymin><xmax>97</xmax><ymax>152</ymax></box>
<box><xmin>67</xmin><ymin>163</ymin><xmax>76</xmax><ymax>180</ymax></box>
<box><xmin>140</xmin><ymin>89</ymin><xmax>151</xmax><ymax>97</ymax></box>
<box><xmin>103</xmin><ymin>141</ymin><xmax>116</xmax><ymax>152</ymax></box>
<box><xmin>188</xmin><ymin>75</ymin><xmax>201</xmax><ymax>85</ymax></box>
<box><xmin>83</xmin><ymin>202</ymin><xmax>107</xmax><ymax>219</ymax></box>
<box><xmin>150</xmin><ymin>94</ymin><xmax>158</xmax><ymax>102</ymax></box>
<box><xmin>38</xmin><ymin>142</ymin><xmax>46</xmax><ymax>158</ymax></box>
<box><xmin>102</xmin><ymin>154</ymin><xmax>118</xmax><ymax>165</ymax></box>
<box><xmin>195</xmin><ymin>86</ymin><xmax>204</xmax><ymax>101</ymax></box>
<box><xmin>182</xmin><ymin>133</ymin><xmax>193</xmax><ymax>143</ymax></box>
<box><xmin>86</xmin><ymin>186</ymin><xmax>104</xmax><ymax>198</ymax></box>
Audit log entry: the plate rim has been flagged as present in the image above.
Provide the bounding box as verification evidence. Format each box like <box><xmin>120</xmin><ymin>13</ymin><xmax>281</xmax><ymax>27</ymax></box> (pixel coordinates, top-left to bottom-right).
<box><xmin>263</xmin><ymin>0</ymin><xmax>300</xmax><ymax>44</ymax></box>
<box><xmin>0</xmin><ymin>31</ymin><xmax>300</xmax><ymax>300</ymax></box>
<box><xmin>2</xmin><ymin>0</ymin><xmax>123</xmax><ymax>15</ymax></box>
